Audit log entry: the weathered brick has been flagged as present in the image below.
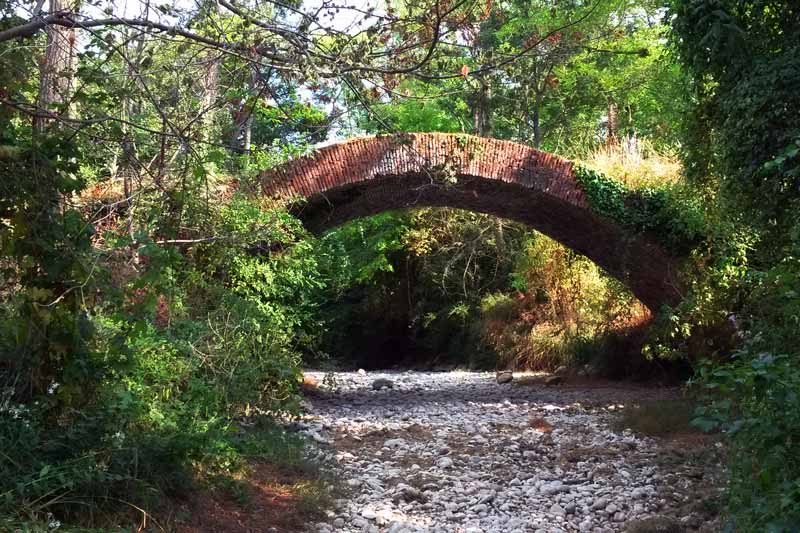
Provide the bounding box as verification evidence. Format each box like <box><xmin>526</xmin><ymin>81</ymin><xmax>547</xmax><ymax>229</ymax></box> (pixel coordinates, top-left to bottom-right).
<box><xmin>257</xmin><ymin>133</ymin><xmax>682</xmax><ymax>311</ymax></box>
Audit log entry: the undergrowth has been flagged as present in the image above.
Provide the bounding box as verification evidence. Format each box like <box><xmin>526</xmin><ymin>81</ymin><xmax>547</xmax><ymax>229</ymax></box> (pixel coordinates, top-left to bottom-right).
<box><xmin>584</xmin><ymin>137</ymin><xmax>682</xmax><ymax>189</ymax></box>
<box><xmin>0</xmin><ymin>143</ymin><xmax>321</xmax><ymax>528</ymax></box>
<box><xmin>477</xmin><ymin>231</ymin><xmax>651</xmax><ymax>374</ymax></box>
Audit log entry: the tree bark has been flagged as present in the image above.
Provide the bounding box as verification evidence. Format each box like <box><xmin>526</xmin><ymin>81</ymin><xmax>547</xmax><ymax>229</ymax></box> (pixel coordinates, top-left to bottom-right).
<box><xmin>230</xmin><ymin>64</ymin><xmax>259</xmax><ymax>169</ymax></box>
<box><xmin>34</xmin><ymin>0</ymin><xmax>76</xmax><ymax>133</ymax></box>
<box><xmin>200</xmin><ymin>52</ymin><xmax>221</xmax><ymax>142</ymax></box>
<box><xmin>606</xmin><ymin>95</ymin><xmax>620</xmax><ymax>146</ymax></box>
<box><xmin>532</xmin><ymin>92</ymin><xmax>543</xmax><ymax>148</ymax></box>
<box><xmin>199</xmin><ymin>1</ymin><xmax>221</xmax><ymax>143</ymax></box>
<box><xmin>241</xmin><ymin>113</ymin><xmax>253</xmax><ymax>154</ymax></box>
<box><xmin>472</xmin><ymin>76</ymin><xmax>492</xmax><ymax>137</ymax></box>
<box><xmin>469</xmin><ymin>60</ymin><xmax>504</xmax><ymax>260</ymax></box>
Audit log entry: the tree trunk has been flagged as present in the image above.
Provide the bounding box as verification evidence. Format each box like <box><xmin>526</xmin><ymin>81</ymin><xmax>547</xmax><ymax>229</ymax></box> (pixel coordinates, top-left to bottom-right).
<box><xmin>473</xmin><ymin>77</ymin><xmax>492</xmax><ymax>137</ymax></box>
<box><xmin>494</xmin><ymin>219</ymin><xmax>505</xmax><ymax>260</ymax></box>
<box><xmin>34</xmin><ymin>0</ymin><xmax>75</xmax><ymax>133</ymax></box>
<box><xmin>470</xmin><ymin>71</ymin><xmax>505</xmax><ymax>261</ymax></box>
<box><xmin>230</xmin><ymin>66</ymin><xmax>258</xmax><ymax>157</ymax></box>
<box><xmin>532</xmin><ymin>92</ymin><xmax>543</xmax><ymax>148</ymax></box>
<box><xmin>241</xmin><ymin>113</ymin><xmax>253</xmax><ymax>153</ymax></box>
<box><xmin>200</xmin><ymin>52</ymin><xmax>221</xmax><ymax>142</ymax></box>
<box><xmin>199</xmin><ymin>1</ymin><xmax>221</xmax><ymax>143</ymax></box>
<box><xmin>606</xmin><ymin>95</ymin><xmax>620</xmax><ymax>146</ymax></box>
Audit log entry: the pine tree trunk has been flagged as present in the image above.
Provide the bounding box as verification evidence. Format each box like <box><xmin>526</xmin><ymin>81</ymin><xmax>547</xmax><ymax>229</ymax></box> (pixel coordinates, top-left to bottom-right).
<box><xmin>473</xmin><ymin>77</ymin><xmax>492</xmax><ymax>137</ymax></box>
<box><xmin>34</xmin><ymin>0</ymin><xmax>75</xmax><ymax>133</ymax></box>
<box><xmin>606</xmin><ymin>95</ymin><xmax>620</xmax><ymax>146</ymax></box>
<box><xmin>200</xmin><ymin>52</ymin><xmax>221</xmax><ymax>142</ymax></box>
<box><xmin>532</xmin><ymin>92</ymin><xmax>543</xmax><ymax>148</ymax></box>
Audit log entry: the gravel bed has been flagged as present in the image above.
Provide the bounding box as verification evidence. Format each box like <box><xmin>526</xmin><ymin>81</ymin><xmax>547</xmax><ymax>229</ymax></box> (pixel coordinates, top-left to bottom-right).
<box><xmin>295</xmin><ymin>371</ymin><xmax>722</xmax><ymax>533</ymax></box>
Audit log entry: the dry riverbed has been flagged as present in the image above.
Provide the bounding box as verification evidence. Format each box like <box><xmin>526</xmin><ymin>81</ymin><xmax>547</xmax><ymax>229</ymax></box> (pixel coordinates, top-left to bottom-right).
<box><xmin>295</xmin><ymin>371</ymin><xmax>723</xmax><ymax>533</ymax></box>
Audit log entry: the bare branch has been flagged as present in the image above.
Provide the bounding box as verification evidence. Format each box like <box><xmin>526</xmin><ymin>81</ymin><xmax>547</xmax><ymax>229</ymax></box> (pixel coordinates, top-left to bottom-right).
<box><xmin>0</xmin><ymin>13</ymin><xmax>286</xmax><ymax>60</ymax></box>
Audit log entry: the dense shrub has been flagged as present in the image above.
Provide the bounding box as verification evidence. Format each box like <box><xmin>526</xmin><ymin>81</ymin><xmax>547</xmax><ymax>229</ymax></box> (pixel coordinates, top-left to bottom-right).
<box><xmin>695</xmin><ymin>252</ymin><xmax>800</xmax><ymax>527</ymax></box>
<box><xmin>0</xmin><ymin>139</ymin><xmax>316</xmax><ymax>526</ymax></box>
<box><xmin>693</xmin><ymin>346</ymin><xmax>800</xmax><ymax>529</ymax></box>
<box><xmin>665</xmin><ymin>0</ymin><xmax>800</xmax><ymax>526</ymax></box>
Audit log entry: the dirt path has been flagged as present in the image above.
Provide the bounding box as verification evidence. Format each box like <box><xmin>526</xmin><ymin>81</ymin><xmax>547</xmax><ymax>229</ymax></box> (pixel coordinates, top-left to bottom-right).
<box><xmin>298</xmin><ymin>371</ymin><xmax>723</xmax><ymax>533</ymax></box>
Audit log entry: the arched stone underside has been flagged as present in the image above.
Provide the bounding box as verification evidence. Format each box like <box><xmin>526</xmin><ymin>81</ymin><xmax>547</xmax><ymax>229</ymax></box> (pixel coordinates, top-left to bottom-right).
<box><xmin>260</xmin><ymin>133</ymin><xmax>682</xmax><ymax>310</ymax></box>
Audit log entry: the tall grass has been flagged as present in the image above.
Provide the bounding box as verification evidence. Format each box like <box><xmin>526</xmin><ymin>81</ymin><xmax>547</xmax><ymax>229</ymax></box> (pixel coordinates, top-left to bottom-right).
<box><xmin>583</xmin><ymin>136</ymin><xmax>682</xmax><ymax>189</ymax></box>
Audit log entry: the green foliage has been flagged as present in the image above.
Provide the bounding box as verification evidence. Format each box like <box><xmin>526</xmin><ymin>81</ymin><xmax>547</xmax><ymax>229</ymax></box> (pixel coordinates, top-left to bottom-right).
<box><xmin>478</xmin><ymin>233</ymin><xmax>647</xmax><ymax>372</ymax></box>
<box><xmin>0</xmin><ymin>140</ymin><xmax>97</xmax><ymax>403</ymax></box>
<box><xmin>350</xmin><ymin>1</ymin><xmax>685</xmax><ymax>155</ymax></box>
<box><xmin>315</xmin><ymin>212</ymin><xmax>408</xmax><ymax>290</ymax></box>
<box><xmin>572</xmin><ymin>165</ymin><xmax>628</xmax><ymax>220</ymax></box>
<box><xmin>643</xmin><ymin>177</ymin><xmax>800</xmax><ymax>529</ymax></box>
<box><xmin>692</xmin><ymin>347</ymin><xmax>800</xmax><ymax>530</ymax></box>
<box><xmin>479</xmin><ymin>293</ymin><xmax>518</xmax><ymax>323</ymax></box>
<box><xmin>664</xmin><ymin>1</ymin><xmax>800</xmax><ymax>526</ymax></box>
<box><xmin>251</xmin><ymin>100</ymin><xmax>329</xmax><ymax>147</ymax></box>
<box><xmin>308</xmin><ymin>209</ymin><xmax>527</xmax><ymax>369</ymax></box>
<box><xmin>573</xmin><ymin>164</ymin><xmax>707</xmax><ymax>253</ymax></box>
<box><xmin>0</xmin><ymin>141</ymin><xmax>317</xmax><ymax>526</ymax></box>
<box><xmin>669</xmin><ymin>0</ymin><xmax>800</xmax><ymax>252</ymax></box>
<box><xmin>362</xmin><ymin>81</ymin><xmax>468</xmax><ymax>133</ymax></box>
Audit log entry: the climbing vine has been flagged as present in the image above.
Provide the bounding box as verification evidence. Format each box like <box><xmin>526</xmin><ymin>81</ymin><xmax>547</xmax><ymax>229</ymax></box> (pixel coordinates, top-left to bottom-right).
<box><xmin>573</xmin><ymin>164</ymin><xmax>707</xmax><ymax>253</ymax></box>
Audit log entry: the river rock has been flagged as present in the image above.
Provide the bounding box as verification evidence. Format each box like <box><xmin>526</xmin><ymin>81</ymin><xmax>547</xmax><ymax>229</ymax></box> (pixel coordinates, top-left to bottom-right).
<box><xmin>545</xmin><ymin>375</ymin><xmax>564</xmax><ymax>386</ymax></box>
<box><xmin>554</xmin><ymin>365</ymin><xmax>569</xmax><ymax>376</ymax></box>
<box><xmin>437</xmin><ymin>457</ymin><xmax>454</xmax><ymax>468</ymax></box>
<box><xmin>496</xmin><ymin>370</ymin><xmax>513</xmax><ymax>384</ymax></box>
<box><xmin>383</xmin><ymin>438</ymin><xmax>406</xmax><ymax>449</ymax></box>
<box><xmin>591</xmin><ymin>497</ymin><xmax>609</xmax><ymax>510</ymax></box>
<box><xmin>300</xmin><ymin>370</ymin><xmax>722</xmax><ymax>532</ymax></box>
<box><xmin>372</xmin><ymin>378</ymin><xmax>394</xmax><ymax>390</ymax></box>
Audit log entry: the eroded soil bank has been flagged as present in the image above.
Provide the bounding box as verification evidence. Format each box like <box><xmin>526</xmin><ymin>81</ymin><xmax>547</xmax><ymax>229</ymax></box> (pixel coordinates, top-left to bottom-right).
<box><xmin>297</xmin><ymin>371</ymin><xmax>722</xmax><ymax>533</ymax></box>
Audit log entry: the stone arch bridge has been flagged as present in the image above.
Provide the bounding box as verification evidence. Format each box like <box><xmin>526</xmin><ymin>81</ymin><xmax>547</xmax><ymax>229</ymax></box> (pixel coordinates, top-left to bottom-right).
<box><xmin>259</xmin><ymin>133</ymin><xmax>682</xmax><ymax>311</ymax></box>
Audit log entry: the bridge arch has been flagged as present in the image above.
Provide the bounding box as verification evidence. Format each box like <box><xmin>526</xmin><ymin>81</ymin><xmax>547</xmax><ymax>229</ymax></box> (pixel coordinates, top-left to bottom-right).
<box><xmin>260</xmin><ymin>133</ymin><xmax>682</xmax><ymax>311</ymax></box>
